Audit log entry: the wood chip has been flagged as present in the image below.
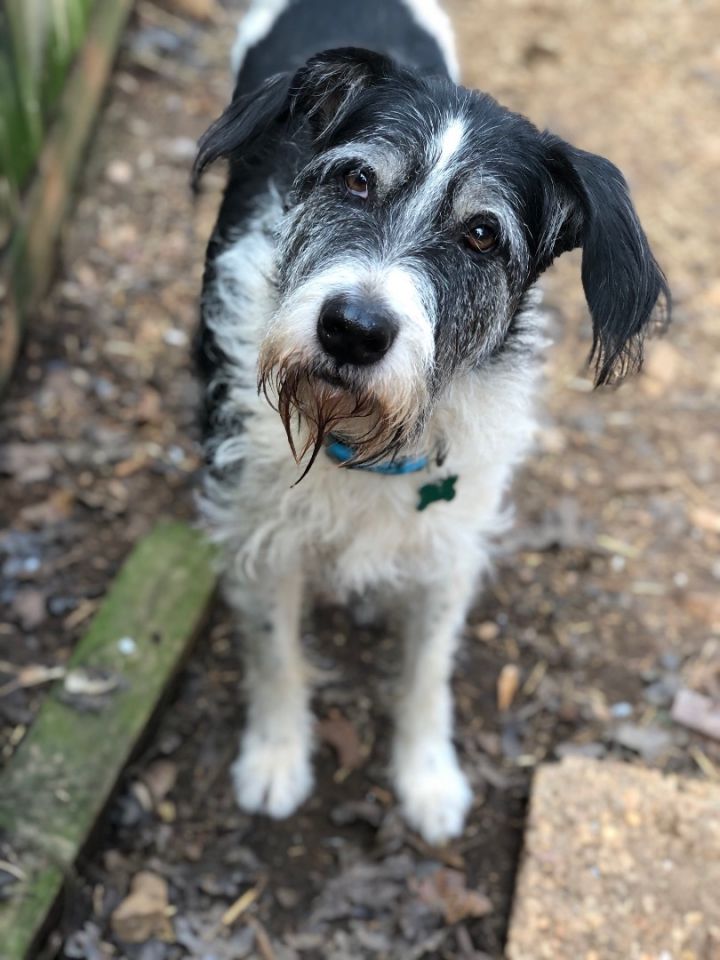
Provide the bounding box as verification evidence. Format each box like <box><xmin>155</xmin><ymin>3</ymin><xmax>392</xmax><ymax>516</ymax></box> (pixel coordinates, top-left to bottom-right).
<box><xmin>497</xmin><ymin>664</ymin><xmax>521</xmax><ymax>712</ymax></box>
<box><xmin>222</xmin><ymin>880</ymin><xmax>266</xmax><ymax>927</ymax></box>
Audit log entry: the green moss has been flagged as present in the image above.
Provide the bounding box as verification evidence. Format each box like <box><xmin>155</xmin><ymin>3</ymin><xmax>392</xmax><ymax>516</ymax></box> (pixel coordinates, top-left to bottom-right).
<box><xmin>0</xmin><ymin>523</ymin><xmax>217</xmax><ymax>959</ymax></box>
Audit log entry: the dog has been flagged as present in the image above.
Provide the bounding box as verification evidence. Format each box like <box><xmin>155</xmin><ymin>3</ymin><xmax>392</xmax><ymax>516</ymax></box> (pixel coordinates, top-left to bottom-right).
<box><xmin>193</xmin><ymin>0</ymin><xmax>669</xmax><ymax>844</ymax></box>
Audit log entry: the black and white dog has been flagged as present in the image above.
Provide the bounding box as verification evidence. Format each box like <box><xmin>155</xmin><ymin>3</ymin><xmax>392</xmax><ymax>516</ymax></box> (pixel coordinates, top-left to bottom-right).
<box><xmin>193</xmin><ymin>0</ymin><xmax>668</xmax><ymax>843</ymax></box>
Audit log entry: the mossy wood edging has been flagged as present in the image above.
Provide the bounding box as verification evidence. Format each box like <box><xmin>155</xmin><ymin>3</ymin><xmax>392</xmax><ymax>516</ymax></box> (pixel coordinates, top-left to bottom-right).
<box><xmin>0</xmin><ymin>0</ymin><xmax>135</xmax><ymax>393</ymax></box>
<box><xmin>0</xmin><ymin>522</ymin><xmax>217</xmax><ymax>960</ymax></box>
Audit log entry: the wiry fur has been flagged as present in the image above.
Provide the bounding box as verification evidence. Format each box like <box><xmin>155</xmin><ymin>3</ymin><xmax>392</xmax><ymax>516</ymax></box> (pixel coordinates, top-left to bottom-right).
<box><xmin>194</xmin><ymin>0</ymin><xmax>669</xmax><ymax>843</ymax></box>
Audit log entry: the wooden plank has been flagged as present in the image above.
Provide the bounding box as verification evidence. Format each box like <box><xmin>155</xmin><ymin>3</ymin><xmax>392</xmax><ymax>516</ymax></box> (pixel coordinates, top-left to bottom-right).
<box><xmin>0</xmin><ymin>0</ymin><xmax>135</xmax><ymax>392</ymax></box>
<box><xmin>0</xmin><ymin>522</ymin><xmax>217</xmax><ymax>960</ymax></box>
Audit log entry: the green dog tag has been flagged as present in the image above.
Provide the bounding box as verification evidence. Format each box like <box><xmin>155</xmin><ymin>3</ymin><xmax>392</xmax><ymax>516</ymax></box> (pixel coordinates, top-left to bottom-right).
<box><xmin>417</xmin><ymin>475</ymin><xmax>458</xmax><ymax>511</ymax></box>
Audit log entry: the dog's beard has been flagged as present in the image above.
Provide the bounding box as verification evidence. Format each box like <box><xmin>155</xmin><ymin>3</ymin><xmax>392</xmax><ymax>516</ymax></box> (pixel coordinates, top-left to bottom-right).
<box><xmin>258</xmin><ymin>347</ymin><xmax>426</xmax><ymax>481</ymax></box>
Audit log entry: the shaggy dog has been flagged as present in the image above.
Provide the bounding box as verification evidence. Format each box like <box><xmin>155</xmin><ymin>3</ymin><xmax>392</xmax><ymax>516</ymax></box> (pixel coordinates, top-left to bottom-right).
<box><xmin>193</xmin><ymin>0</ymin><xmax>668</xmax><ymax>843</ymax></box>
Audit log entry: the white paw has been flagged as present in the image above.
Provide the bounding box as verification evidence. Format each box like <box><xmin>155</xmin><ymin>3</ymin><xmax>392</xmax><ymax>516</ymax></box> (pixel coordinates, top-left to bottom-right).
<box><xmin>393</xmin><ymin>741</ymin><xmax>472</xmax><ymax>845</ymax></box>
<box><xmin>231</xmin><ymin>730</ymin><xmax>313</xmax><ymax>819</ymax></box>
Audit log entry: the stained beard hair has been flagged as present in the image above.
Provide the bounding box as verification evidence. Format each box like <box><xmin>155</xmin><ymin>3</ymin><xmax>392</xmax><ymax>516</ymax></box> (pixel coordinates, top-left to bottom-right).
<box><xmin>257</xmin><ymin>350</ymin><xmax>417</xmax><ymax>482</ymax></box>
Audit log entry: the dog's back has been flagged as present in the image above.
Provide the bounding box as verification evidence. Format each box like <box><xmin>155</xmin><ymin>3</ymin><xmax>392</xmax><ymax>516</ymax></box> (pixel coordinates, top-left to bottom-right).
<box><xmin>231</xmin><ymin>0</ymin><xmax>458</xmax><ymax>96</ymax></box>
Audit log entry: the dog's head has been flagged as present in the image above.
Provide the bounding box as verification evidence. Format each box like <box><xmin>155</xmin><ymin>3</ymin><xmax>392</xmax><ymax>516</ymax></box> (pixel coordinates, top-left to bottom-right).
<box><xmin>195</xmin><ymin>48</ymin><xmax>669</xmax><ymax>470</ymax></box>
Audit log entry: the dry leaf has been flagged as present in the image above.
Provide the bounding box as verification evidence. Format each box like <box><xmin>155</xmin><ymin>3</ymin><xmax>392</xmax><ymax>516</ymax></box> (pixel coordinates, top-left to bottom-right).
<box><xmin>0</xmin><ymin>664</ymin><xmax>65</xmax><ymax>698</ymax></box>
<box><xmin>141</xmin><ymin>759</ymin><xmax>178</xmax><ymax>805</ymax></box>
<box><xmin>690</xmin><ymin>506</ymin><xmax>720</xmax><ymax>535</ymax></box>
<box><xmin>110</xmin><ymin>871</ymin><xmax>173</xmax><ymax>943</ymax></box>
<box><xmin>412</xmin><ymin>868</ymin><xmax>492</xmax><ymax>925</ymax></box>
<box><xmin>685</xmin><ymin>593</ymin><xmax>720</xmax><ymax>629</ymax></box>
<box><xmin>64</xmin><ymin>667</ymin><xmax>120</xmax><ymax>697</ymax></box>
<box><xmin>497</xmin><ymin>664</ymin><xmax>520</xmax><ymax>712</ymax></box>
<box><xmin>159</xmin><ymin>0</ymin><xmax>219</xmax><ymax>20</ymax></box>
<box><xmin>19</xmin><ymin>489</ymin><xmax>75</xmax><ymax>526</ymax></box>
<box><xmin>672</xmin><ymin>689</ymin><xmax>720</xmax><ymax>742</ymax></box>
<box><xmin>13</xmin><ymin>590</ymin><xmax>46</xmax><ymax>631</ymax></box>
<box><xmin>316</xmin><ymin>709</ymin><xmax>363</xmax><ymax>771</ymax></box>
<box><xmin>640</xmin><ymin>340</ymin><xmax>684</xmax><ymax>396</ymax></box>
<box><xmin>0</xmin><ymin>443</ymin><xmax>59</xmax><ymax>483</ymax></box>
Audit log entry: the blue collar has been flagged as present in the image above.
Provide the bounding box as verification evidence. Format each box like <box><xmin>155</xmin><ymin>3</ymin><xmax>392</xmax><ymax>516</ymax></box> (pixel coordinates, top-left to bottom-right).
<box><xmin>325</xmin><ymin>437</ymin><xmax>430</xmax><ymax>475</ymax></box>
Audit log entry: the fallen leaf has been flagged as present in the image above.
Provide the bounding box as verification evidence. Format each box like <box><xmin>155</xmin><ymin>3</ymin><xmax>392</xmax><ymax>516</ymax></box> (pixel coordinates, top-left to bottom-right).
<box><xmin>0</xmin><ymin>664</ymin><xmax>66</xmax><ymax>698</ymax></box>
<box><xmin>411</xmin><ymin>868</ymin><xmax>492</xmax><ymax>925</ymax></box>
<box><xmin>159</xmin><ymin>0</ymin><xmax>219</xmax><ymax>21</ymax></box>
<box><xmin>64</xmin><ymin>667</ymin><xmax>121</xmax><ymax>697</ymax></box>
<box><xmin>19</xmin><ymin>489</ymin><xmax>75</xmax><ymax>526</ymax></box>
<box><xmin>0</xmin><ymin>443</ymin><xmax>59</xmax><ymax>483</ymax></box>
<box><xmin>110</xmin><ymin>871</ymin><xmax>173</xmax><ymax>943</ymax></box>
<box><xmin>612</xmin><ymin>722</ymin><xmax>673</xmax><ymax>761</ymax></box>
<box><xmin>141</xmin><ymin>759</ymin><xmax>178</xmax><ymax>805</ymax></box>
<box><xmin>133</xmin><ymin>387</ymin><xmax>162</xmax><ymax>424</ymax></box>
<box><xmin>316</xmin><ymin>709</ymin><xmax>363</xmax><ymax>771</ymax></box>
<box><xmin>13</xmin><ymin>589</ymin><xmax>46</xmax><ymax>630</ymax></box>
<box><xmin>685</xmin><ymin>593</ymin><xmax>720</xmax><ymax>630</ymax></box>
<box><xmin>497</xmin><ymin>664</ymin><xmax>521</xmax><ymax>712</ymax></box>
<box><xmin>690</xmin><ymin>506</ymin><xmax>720</xmax><ymax>535</ymax></box>
<box><xmin>672</xmin><ymin>689</ymin><xmax>720</xmax><ymax>742</ymax></box>
<box><xmin>640</xmin><ymin>340</ymin><xmax>684</xmax><ymax>396</ymax></box>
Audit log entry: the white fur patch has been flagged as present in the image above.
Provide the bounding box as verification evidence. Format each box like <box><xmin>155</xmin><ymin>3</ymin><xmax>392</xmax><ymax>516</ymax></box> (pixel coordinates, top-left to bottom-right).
<box><xmin>400</xmin><ymin>0</ymin><xmax>461</xmax><ymax>81</ymax></box>
<box><xmin>435</xmin><ymin>116</ymin><xmax>465</xmax><ymax>171</ymax></box>
<box><xmin>231</xmin><ymin>0</ymin><xmax>461</xmax><ymax>84</ymax></box>
<box><xmin>231</xmin><ymin>0</ymin><xmax>291</xmax><ymax>76</ymax></box>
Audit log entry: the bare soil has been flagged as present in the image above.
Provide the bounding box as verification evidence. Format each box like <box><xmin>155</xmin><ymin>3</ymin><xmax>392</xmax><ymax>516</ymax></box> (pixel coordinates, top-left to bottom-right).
<box><xmin>1</xmin><ymin>1</ymin><xmax>719</xmax><ymax>958</ymax></box>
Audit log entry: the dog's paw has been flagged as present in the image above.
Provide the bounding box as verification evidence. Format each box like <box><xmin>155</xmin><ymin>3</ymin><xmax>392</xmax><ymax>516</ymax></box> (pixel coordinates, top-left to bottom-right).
<box><xmin>231</xmin><ymin>731</ymin><xmax>313</xmax><ymax>819</ymax></box>
<box><xmin>393</xmin><ymin>741</ymin><xmax>472</xmax><ymax>845</ymax></box>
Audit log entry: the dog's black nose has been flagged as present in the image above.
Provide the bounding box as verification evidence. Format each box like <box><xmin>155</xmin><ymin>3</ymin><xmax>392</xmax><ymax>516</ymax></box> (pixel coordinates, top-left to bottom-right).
<box><xmin>317</xmin><ymin>296</ymin><xmax>397</xmax><ymax>367</ymax></box>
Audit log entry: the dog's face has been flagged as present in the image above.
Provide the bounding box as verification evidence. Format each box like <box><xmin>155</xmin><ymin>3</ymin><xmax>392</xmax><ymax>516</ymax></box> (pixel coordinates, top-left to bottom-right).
<box><xmin>196</xmin><ymin>49</ymin><xmax>669</xmax><ymax>470</ymax></box>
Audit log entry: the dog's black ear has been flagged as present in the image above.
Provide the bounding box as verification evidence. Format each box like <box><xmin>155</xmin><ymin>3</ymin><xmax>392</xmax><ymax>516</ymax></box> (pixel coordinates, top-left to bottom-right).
<box><xmin>540</xmin><ymin>136</ymin><xmax>670</xmax><ymax>385</ymax></box>
<box><xmin>193</xmin><ymin>71</ymin><xmax>292</xmax><ymax>186</ymax></box>
<box><xmin>193</xmin><ymin>48</ymin><xmax>394</xmax><ymax>187</ymax></box>
<box><xmin>289</xmin><ymin>47</ymin><xmax>396</xmax><ymax>139</ymax></box>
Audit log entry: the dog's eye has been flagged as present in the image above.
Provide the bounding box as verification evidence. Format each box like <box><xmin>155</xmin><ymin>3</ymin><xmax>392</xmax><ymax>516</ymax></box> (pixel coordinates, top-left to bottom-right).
<box><xmin>464</xmin><ymin>223</ymin><xmax>498</xmax><ymax>254</ymax></box>
<box><xmin>343</xmin><ymin>169</ymin><xmax>370</xmax><ymax>200</ymax></box>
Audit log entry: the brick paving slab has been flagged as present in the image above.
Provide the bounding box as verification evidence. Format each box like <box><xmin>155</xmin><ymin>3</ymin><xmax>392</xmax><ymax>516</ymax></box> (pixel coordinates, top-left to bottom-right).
<box><xmin>507</xmin><ymin>757</ymin><xmax>720</xmax><ymax>960</ymax></box>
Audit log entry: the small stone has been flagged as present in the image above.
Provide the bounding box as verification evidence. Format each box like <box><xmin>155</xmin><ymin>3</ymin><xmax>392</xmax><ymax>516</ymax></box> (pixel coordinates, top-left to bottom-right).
<box><xmin>118</xmin><ymin>636</ymin><xmax>137</xmax><ymax>655</ymax></box>
<box><xmin>106</xmin><ymin>160</ymin><xmax>133</xmax><ymax>184</ymax></box>
<box><xmin>672</xmin><ymin>689</ymin><xmax>720</xmax><ymax>742</ymax></box>
<box><xmin>163</xmin><ymin>327</ymin><xmax>188</xmax><ymax>347</ymax></box>
<box><xmin>612</xmin><ymin>722</ymin><xmax>673</xmax><ymax>761</ymax></box>
<box><xmin>276</xmin><ymin>886</ymin><xmax>301</xmax><ymax>909</ymax></box>
<box><xmin>13</xmin><ymin>589</ymin><xmax>46</xmax><ymax>630</ymax></box>
<box><xmin>474</xmin><ymin>621</ymin><xmax>500</xmax><ymax>641</ymax></box>
<box><xmin>555</xmin><ymin>741</ymin><xmax>606</xmax><ymax>760</ymax></box>
<box><xmin>644</xmin><ymin>675</ymin><xmax>681</xmax><ymax>708</ymax></box>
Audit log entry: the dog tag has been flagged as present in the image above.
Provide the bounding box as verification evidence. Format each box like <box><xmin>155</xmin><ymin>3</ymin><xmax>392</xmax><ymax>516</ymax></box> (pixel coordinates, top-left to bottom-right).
<box><xmin>417</xmin><ymin>475</ymin><xmax>458</xmax><ymax>511</ymax></box>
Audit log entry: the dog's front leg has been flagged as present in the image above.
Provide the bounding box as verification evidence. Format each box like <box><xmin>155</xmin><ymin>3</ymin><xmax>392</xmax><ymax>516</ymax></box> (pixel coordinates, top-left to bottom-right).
<box><xmin>392</xmin><ymin>562</ymin><xmax>480</xmax><ymax>844</ymax></box>
<box><xmin>226</xmin><ymin>563</ymin><xmax>314</xmax><ymax>819</ymax></box>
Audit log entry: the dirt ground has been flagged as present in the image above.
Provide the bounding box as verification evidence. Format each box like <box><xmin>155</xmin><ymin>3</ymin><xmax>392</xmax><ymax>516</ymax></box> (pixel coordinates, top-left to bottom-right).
<box><xmin>1</xmin><ymin>0</ymin><xmax>719</xmax><ymax>957</ymax></box>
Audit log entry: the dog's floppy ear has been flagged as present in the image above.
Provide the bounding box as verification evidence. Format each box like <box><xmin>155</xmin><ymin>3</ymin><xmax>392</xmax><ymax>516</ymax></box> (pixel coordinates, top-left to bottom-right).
<box><xmin>289</xmin><ymin>47</ymin><xmax>396</xmax><ymax>138</ymax></box>
<box><xmin>193</xmin><ymin>48</ymin><xmax>395</xmax><ymax>186</ymax></box>
<box><xmin>540</xmin><ymin>136</ymin><xmax>670</xmax><ymax>386</ymax></box>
